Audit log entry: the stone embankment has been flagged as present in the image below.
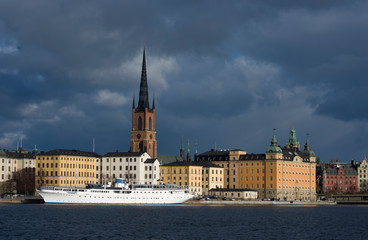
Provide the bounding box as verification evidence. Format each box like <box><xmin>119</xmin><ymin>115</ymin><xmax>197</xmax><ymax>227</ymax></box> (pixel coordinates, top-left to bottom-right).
<box><xmin>185</xmin><ymin>199</ymin><xmax>336</xmax><ymax>206</ymax></box>
<box><xmin>0</xmin><ymin>196</ymin><xmax>44</xmax><ymax>204</ymax></box>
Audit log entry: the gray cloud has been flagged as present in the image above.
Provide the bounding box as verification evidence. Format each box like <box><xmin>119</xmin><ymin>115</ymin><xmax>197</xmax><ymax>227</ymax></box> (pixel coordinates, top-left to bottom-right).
<box><xmin>0</xmin><ymin>0</ymin><xmax>367</xmax><ymax>162</ymax></box>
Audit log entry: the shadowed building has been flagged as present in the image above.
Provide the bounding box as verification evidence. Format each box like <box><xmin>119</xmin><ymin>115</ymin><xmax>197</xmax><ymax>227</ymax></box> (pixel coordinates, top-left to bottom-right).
<box><xmin>195</xmin><ymin>149</ymin><xmax>246</xmax><ymax>189</ymax></box>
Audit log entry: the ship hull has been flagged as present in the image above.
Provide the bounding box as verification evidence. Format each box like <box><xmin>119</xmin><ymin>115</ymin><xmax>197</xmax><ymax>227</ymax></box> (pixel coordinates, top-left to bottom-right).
<box><xmin>37</xmin><ymin>186</ymin><xmax>193</xmax><ymax>205</ymax></box>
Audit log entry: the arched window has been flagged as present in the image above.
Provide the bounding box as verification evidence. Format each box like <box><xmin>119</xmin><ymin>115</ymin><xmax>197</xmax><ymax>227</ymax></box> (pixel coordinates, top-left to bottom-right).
<box><xmin>138</xmin><ymin>117</ymin><xmax>142</xmax><ymax>130</ymax></box>
<box><xmin>149</xmin><ymin>117</ymin><xmax>152</xmax><ymax>130</ymax></box>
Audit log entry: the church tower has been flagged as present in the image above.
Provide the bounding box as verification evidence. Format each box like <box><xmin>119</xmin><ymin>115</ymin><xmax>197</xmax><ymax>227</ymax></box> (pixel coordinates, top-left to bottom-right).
<box><xmin>285</xmin><ymin>128</ymin><xmax>300</xmax><ymax>151</ymax></box>
<box><xmin>130</xmin><ymin>47</ymin><xmax>157</xmax><ymax>158</ymax></box>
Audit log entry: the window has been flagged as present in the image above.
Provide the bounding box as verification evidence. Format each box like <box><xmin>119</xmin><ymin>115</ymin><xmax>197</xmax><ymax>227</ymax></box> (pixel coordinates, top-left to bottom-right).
<box><xmin>138</xmin><ymin>117</ymin><xmax>142</xmax><ymax>130</ymax></box>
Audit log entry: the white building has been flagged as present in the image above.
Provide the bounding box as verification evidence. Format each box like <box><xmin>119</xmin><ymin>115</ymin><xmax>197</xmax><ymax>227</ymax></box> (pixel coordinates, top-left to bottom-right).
<box><xmin>358</xmin><ymin>157</ymin><xmax>368</xmax><ymax>192</ymax></box>
<box><xmin>96</xmin><ymin>152</ymin><xmax>160</xmax><ymax>185</ymax></box>
<box><xmin>0</xmin><ymin>149</ymin><xmax>36</xmax><ymax>183</ymax></box>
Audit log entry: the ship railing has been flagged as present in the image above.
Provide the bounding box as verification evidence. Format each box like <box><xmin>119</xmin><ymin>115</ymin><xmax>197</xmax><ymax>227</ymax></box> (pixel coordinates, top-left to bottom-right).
<box><xmin>131</xmin><ymin>184</ymin><xmax>190</xmax><ymax>190</ymax></box>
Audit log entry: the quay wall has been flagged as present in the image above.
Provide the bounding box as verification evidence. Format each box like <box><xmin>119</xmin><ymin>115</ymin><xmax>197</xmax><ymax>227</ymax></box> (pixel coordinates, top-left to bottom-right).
<box><xmin>185</xmin><ymin>200</ymin><xmax>336</xmax><ymax>206</ymax></box>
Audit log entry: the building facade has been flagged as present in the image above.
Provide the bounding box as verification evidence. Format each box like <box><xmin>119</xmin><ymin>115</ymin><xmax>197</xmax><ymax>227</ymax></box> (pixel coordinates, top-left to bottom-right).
<box><xmin>35</xmin><ymin>149</ymin><xmax>100</xmax><ymax>188</ymax></box>
<box><xmin>209</xmin><ymin>189</ymin><xmax>258</xmax><ymax>200</ymax></box>
<box><xmin>195</xmin><ymin>149</ymin><xmax>246</xmax><ymax>189</ymax></box>
<box><xmin>160</xmin><ymin>161</ymin><xmax>223</xmax><ymax>196</ymax></box>
<box><xmin>0</xmin><ymin>148</ymin><xmax>36</xmax><ymax>194</ymax></box>
<box><xmin>130</xmin><ymin>48</ymin><xmax>157</xmax><ymax>159</ymax></box>
<box><xmin>323</xmin><ymin>162</ymin><xmax>358</xmax><ymax>193</ymax></box>
<box><xmin>0</xmin><ymin>148</ymin><xmax>36</xmax><ymax>183</ymax></box>
<box><xmin>160</xmin><ymin>162</ymin><xmax>202</xmax><ymax>195</ymax></box>
<box><xmin>195</xmin><ymin>129</ymin><xmax>317</xmax><ymax>201</ymax></box>
<box><xmin>96</xmin><ymin>152</ymin><xmax>159</xmax><ymax>185</ymax></box>
<box><xmin>357</xmin><ymin>157</ymin><xmax>368</xmax><ymax>192</ymax></box>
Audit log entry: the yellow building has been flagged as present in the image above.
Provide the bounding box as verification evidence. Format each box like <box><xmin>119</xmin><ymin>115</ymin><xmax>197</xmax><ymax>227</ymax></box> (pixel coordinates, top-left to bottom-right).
<box><xmin>160</xmin><ymin>161</ymin><xmax>224</xmax><ymax>196</ymax></box>
<box><xmin>195</xmin><ymin>149</ymin><xmax>246</xmax><ymax>189</ymax></box>
<box><xmin>36</xmin><ymin>149</ymin><xmax>101</xmax><ymax>188</ymax></box>
<box><xmin>201</xmin><ymin>162</ymin><xmax>224</xmax><ymax>195</ymax></box>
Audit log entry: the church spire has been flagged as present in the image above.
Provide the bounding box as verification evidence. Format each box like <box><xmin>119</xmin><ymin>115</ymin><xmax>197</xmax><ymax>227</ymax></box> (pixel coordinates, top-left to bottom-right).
<box><xmin>137</xmin><ymin>47</ymin><xmax>150</xmax><ymax>111</ymax></box>
<box><xmin>180</xmin><ymin>136</ymin><xmax>185</xmax><ymax>160</ymax></box>
<box><xmin>302</xmin><ymin>133</ymin><xmax>315</xmax><ymax>157</ymax></box>
<box><xmin>187</xmin><ymin>139</ymin><xmax>191</xmax><ymax>162</ymax></box>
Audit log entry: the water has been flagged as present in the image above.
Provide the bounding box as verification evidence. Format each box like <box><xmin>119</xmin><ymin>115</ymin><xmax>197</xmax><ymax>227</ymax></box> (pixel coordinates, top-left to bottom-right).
<box><xmin>0</xmin><ymin>204</ymin><xmax>367</xmax><ymax>239</ymax></box>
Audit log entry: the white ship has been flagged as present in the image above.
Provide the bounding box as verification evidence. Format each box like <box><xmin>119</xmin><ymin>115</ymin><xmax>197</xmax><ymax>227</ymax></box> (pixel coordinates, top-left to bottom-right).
<box><xmin>37</xmin><ymin>179</ymin><xmax>193</xmax><ymax>205</ymax></box>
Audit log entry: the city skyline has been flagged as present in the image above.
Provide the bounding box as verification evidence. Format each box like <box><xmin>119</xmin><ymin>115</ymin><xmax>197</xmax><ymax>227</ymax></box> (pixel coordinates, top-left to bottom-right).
<box><xmin>1</xmin><ymin>1</ymin><xmax>368</xmax><ymax>162</ymax></box>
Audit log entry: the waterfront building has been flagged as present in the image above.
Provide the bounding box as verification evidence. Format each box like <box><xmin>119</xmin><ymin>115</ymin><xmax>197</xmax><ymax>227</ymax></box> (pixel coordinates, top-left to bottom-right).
<box><xmin>323</xmin><ymin>161</ymin><xmax>358</xmax><ymax>193</ymax></box>
<box><xmin>209</xmin><ymin>188</ymin><xmax>258</xmax><ymax>200</ymax></box>
<box><xmin>0</xmin><ymin>148</ymin><xmax>36</xmax><ymax>194</ymax></box>
<box><xmin>130</xmin><ymin>47</ymin><xmax>157</xmax><ymax>159</ymax></box>
<box><xmin>160</xmin><ymin>161</ymin><xmax>223</xmax><ymax>195</ymax></box>
<box><xmin>238</xmin><ymin>131</ymin><xmax>316</xmax><ymax>201</ymax></box>
<box><xmin>201</xmin><ymin>161</ymin><xmax>224</xmax><ymax>195</ymax></box>
<box><xmin>358</xmin><ymin>157</ymin><xmax>368</xmax><ymax>192</ymax></box>
<box><xmin>0</xmin><ymin>148</ymin><xmax>36</xmax><ymax>183</ymax></box>
<box><xmin>239</xmin><ymin>131</ymin><xmax>316</xmax><ymax>200</ymax></box>
<box><xmin>195</xmin><ymin>129</ymin><xmax>317</xmax><ymax>201</ymax></box>
<box><xmin>195</xmin><ymin>149</ymin><xmax>246</xmax><ymax>189</ymax></box>
<box><xmin>96</xmin><ymin>152</ymin><xmax>159</xmax><ymax>185</ymax></box>
<box><xmin>35</xmin><ymin>149</ymin><xmax>100</xmax><ymax>188</ymax></box>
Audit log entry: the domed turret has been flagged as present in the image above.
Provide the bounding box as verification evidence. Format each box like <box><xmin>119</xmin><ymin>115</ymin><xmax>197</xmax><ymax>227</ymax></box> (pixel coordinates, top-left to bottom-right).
<box><xmin>266</xmin><ymin>134</ymin><xmax>282</xmax><ymax>154</ymax></box>
<box><xmin>302</xmin><ymin>135</ymin><xmax>315</xmax><ymax>157</ymax></box>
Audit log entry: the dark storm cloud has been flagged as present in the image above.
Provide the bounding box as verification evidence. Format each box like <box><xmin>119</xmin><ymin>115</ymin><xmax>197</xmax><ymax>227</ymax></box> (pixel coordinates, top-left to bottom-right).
<box><xmin>0</xmin><ymin>0</ymin><xmax>367</xmax><ymax>161</ymax></box>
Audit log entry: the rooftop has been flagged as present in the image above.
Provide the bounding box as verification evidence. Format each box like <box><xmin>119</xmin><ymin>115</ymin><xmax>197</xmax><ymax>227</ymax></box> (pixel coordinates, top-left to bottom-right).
<box><xmin>38</xmin><ymin>149</ymin><xmax>101</xmax><ymax>158</ymax></box>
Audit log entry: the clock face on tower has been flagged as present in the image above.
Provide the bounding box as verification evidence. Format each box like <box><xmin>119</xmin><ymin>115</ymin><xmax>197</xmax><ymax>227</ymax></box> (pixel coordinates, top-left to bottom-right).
<box><xmin>150</xmin><ymin>134</ymin><xmax>153</xmax><ymax>139</ymax></box>
<box><xmin>137</xmin><ymin>134</ymin><xmax>141</xmax><ymax>139</ymax></box>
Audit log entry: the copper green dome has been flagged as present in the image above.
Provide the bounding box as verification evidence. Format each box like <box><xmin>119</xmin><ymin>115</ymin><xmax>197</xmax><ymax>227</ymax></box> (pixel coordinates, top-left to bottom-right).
<box><xmin>266</xmin><ymin>134</ymin><xmax>282</xmax><ymax>153</ymax></box>
<box><xmin>302</xmin><ymin>138</ymin><xmax>315</xmax><ymax>157</ymax></box>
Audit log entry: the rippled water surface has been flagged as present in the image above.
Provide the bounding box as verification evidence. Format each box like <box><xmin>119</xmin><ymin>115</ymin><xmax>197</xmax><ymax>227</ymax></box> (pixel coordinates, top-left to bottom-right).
<box><xmin>0</xmin><ymin>204</ymin><xmax>367</xmax><ymax>239</ymax></box>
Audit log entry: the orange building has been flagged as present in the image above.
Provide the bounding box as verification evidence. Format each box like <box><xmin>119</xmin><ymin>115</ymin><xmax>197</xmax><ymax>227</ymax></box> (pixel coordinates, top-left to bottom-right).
<box><xmin>196</xmin><ymin>129</ymin><xmax>317</xmax><ymax>201</ymax></box>
<box><xmin>238</xmin><ymin>130</ymin><xmax>316</xmax><ymax>201</ymax></box>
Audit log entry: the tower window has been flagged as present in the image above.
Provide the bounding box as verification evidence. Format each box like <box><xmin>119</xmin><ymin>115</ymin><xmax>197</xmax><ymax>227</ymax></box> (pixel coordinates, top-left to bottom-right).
<box><xmin>149</xmin><ymin>117</ymin><xmax>152</xmax><ymax>130</ymax></box>
<box><xmin>138</xmin><ymin>117</ymin><xmax>142</xmax><ymax>130</ymax></box>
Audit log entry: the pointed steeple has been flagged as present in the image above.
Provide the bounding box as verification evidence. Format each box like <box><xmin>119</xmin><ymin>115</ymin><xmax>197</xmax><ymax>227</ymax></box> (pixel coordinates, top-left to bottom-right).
<box><xmin>187</xmin><ymin>139</ymin><xmax>191</xmax><ymax>162</ymax></box>
<box><xmin>132</xmin><ymin>95</ymin><xmax>135</xmax><ymax>109</ymax></box>
<box><xmin>180</xmin><ymin>136</ymin><xmax>185</xmax><ymax>160</ymax></box>
<box><xmin>152</xmin><ymin>96</ymin><xmax>155</xmax><ymax>109</ymax></box>
<box><xmin>32</xmin><ymin>145</ymin><xmax>39</xmax><ymax>155</ymax></box>
<box><xmin>194</xmin><ymin>140</ymin><xmax>198</xmax><ymax>161</ymax></box>
<box><xmin>302</xmin><ymin>134</ymin><xmax>315</xmax><ymax>157</ymax></box>
<box><xmin>137</xmin><ymin>47</ymin><xmax>150</xmax><ymax>111</ymax></box>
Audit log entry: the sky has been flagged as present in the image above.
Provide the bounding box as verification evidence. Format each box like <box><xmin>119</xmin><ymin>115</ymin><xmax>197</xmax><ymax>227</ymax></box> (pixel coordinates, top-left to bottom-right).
<box><xmin>0</xmin><ymin>0</ymin><xmax>368</xmax><ymax>163</ymax></box>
